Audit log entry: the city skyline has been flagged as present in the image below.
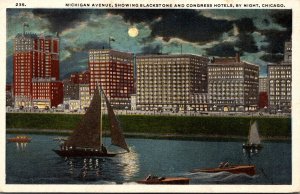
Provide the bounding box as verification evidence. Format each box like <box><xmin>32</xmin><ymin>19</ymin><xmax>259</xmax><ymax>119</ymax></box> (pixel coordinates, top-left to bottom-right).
<box><xmin>6</xmin><ymin>9</ymin><xmax>292</xmax><ymax>83</ymax></box>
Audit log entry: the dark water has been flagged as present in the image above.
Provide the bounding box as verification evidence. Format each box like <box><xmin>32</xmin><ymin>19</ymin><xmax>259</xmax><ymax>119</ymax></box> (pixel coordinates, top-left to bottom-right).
<box><xmin>6</xmin><ymin>134</ymin><xmax>291</xmax><ymax>184</ymax></box>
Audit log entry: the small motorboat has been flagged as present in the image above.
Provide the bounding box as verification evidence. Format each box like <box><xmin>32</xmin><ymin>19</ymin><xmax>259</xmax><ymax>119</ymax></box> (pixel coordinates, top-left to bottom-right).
<box><xmin>7</xmin><ymin>136</ymin><xmax>31</xmax><ymax>143</ymax></box>
<box><xmin>191</xmin><ymin>162</ymin><xmax>256</xmax><ymax>176</ymax></box>
<box><xmin>137</xmin><ymin>175</ymin><xmax>190</xmax><ymax>184</ymax></box>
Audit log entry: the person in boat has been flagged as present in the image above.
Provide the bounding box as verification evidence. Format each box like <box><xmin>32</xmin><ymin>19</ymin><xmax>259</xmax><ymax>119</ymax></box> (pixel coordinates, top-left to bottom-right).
<box><xmin>146</xmin><ymin>174</ymin><xmax>152</xmax><ymax>181</ymax></box>
<box><xmin>145</xmin><ymin>175</ymin><xmax>165</xmax><ymax>181</ymax></box>
<box><xmin>218</xmin><ymin>162</ymin><xmax>225</xmax><ymax>168</ymax></box>
<box><xmin>218</xmin><ymin>161</ymin><xmax>230</xmax><ymax>168</ymax></box>
<box><xmin>224</xmin><ymin>162</ymin><xmax>230</xmax><ymax>167</ymax></box>
<box><xmin>101</xmin><ymin>144</ymin><xmax>107</xmax><ymax>154</ymax></box>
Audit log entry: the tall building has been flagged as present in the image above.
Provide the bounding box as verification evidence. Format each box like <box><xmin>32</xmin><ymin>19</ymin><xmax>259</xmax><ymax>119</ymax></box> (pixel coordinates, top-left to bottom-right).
<box><xmin>258</xmin><ymin>76</ymin><xmax>268</xmax><ymax>109</ymax></box>
<box><xmin>13</xmin><ymin>31</ymin><xmax>62</xmax><ymax>108</ymax></box>
<box><xmin>88</xmin><ymin>49</ymin><xmax>134</xmax><ymax>109</ymax></box>
<box><xmin>267</xmin><ymin>41</ymin><xmax>292</xmax><ymax>113</ymax></box>
<box><xmin>135</xmin><ymin>54</ymin><xmax>209</xmax><ymax>111</ymax></box>
<box><xmin>208</xmin><ymin>54</ymin><xmax>259</xmax><ymax>112</ymax></box>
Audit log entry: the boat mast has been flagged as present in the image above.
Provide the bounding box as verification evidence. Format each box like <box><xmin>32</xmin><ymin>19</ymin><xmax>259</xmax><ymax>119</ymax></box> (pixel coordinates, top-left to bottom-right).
<box><xmin>98</xmin><ymin>83</ymin><xmax>103</xmax><ymax>151</ymax></box>
<box><xmin>248</xmin><ymin>120</ymin><xmax>251</xmax><ymax>144</ymax></box>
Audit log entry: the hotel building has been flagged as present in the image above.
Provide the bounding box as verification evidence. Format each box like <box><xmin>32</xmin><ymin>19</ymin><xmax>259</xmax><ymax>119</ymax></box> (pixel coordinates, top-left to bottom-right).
<box><xmin>13</xmin><ymin>32</ymin><xmax>62</xmax><ymax>108</ymax></box>
<box><xmin>267</xmin><ymin>41</ymin><xmax>292</xmax><ymax>113</ymax></box>
<box><xmin>135</xmin><ymin>54</ymin><xmax>209</xmax><ymax>111</ymax></box>
<box><xmin>88</xmin><ymin>49</ymin><xmax>134</xmax><ymax>109</ymax></box>
<box><xmin>207</xmin><ymin>54</ymin><xmax>259</xmax><ymax>112</ymax></box>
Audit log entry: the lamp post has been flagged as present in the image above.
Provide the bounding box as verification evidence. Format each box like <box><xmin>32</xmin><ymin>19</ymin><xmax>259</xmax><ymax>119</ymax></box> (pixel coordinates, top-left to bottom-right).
<box><xmin>125</xmin><ymin>106</ymin><xmax>128</xmax><ymax>115</ymax></box>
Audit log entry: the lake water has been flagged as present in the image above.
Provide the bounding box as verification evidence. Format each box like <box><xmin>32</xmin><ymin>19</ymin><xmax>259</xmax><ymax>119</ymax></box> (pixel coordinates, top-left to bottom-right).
<box><xmin>6</xmin><ymin>134</ymin><xmax>291</xmax><ymax>184</ymax></box>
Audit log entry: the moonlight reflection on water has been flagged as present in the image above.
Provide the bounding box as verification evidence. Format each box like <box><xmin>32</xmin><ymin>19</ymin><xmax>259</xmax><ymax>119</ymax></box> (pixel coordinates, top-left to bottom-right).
<box><xmin>6</xmin><ymin>134</ymin><xmax>291</xmax><ymax>184</ymax></box>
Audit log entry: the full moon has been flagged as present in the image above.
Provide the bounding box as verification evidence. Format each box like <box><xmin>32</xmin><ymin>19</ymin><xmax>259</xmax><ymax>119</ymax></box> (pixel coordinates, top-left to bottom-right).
<box><xmin>128</xmin><ymin>26</ymin><xmax>139</xmax><ymax>37</ymax></box>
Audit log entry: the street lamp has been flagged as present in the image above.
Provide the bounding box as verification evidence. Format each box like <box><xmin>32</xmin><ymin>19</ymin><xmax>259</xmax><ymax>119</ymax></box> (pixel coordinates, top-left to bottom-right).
<box><xmin>125</xmin><ymin>106</ymin><xmax>128</xmax><ymax>115</ymax></box>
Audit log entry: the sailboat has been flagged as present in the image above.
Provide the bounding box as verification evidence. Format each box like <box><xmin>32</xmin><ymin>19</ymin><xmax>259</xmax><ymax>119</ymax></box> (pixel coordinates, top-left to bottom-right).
<box><xmin>242</xmin><ymin>120</ymin><xmax>263</xmax><ymax>151</ymax></box>
<box><xmin>53</xmin><ymin>85</ymin><xmax>130</xmax><ymax>157</ymax></box>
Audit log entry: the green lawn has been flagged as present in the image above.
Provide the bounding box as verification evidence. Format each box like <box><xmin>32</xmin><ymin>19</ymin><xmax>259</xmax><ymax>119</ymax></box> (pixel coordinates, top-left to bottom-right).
<box><xmin>6</xmin><ymin>113</ymin><xmax>291</xmax><ymax>138</ymax></box>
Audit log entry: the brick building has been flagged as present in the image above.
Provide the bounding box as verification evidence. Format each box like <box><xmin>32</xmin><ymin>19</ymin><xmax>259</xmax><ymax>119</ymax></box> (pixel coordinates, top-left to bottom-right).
<box><xmin>88</xmin><ymin>49</ymin><xmax>134</xmax><ymax>109</ymax></box>
<box><xmin>13</xmin><ymin>32</ymin><xmax>62</xmax><ymax>108</ymax></box>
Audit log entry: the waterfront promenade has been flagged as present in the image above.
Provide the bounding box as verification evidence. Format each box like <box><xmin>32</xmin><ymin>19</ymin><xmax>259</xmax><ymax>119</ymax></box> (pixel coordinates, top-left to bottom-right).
<box><xmin>6</xmin><ymin>107</ymin><xmax>291</xmax><ymax>118</ymax></box>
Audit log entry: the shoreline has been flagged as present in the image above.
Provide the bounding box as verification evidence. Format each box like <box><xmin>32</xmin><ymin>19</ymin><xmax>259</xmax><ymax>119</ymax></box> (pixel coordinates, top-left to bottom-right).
<box><xmin>6</xmin><ymin>128</ymin><xmax>291</xmax><ymax>142</ymax></box>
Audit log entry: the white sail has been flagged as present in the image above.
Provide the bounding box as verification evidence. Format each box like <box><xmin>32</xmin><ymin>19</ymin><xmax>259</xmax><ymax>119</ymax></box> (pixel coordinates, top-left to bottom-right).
<box><xmin>248</xmin><ymin>121</ymin><xmax>261</xmax><ymax>145</ymax></box>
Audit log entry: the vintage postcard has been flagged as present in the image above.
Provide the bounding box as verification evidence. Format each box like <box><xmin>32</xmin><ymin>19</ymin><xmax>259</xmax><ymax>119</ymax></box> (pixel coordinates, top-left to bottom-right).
<box><xmin>1</xmin><ymin>0</ymin><xmax>300</xmax><ymax>193</ymax></box>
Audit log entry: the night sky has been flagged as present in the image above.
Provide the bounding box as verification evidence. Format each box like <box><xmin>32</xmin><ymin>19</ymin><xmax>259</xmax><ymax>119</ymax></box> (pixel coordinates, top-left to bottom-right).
<box><xmin>6</xmin><ymin>9</ymin><xmax>292</xmax><ymax>82</ymax></box>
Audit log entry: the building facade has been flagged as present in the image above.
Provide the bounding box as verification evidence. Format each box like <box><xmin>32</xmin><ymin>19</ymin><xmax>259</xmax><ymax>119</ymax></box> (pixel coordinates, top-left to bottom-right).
<box><xmin>32</xmin><ymin>78</ymin><xmax>63</xmax><ymax>108</ymax></box>
<box><xmin>258</xmin><ymin>76</ymin><xmax>268</xmax><ymax>109</ymax></box>
<box><xmin>135</xmin><ymin>54</ymin><xmax>209</xmax><ymax>111</ymax></box>
<box><xmin>259</xmin><ymin>76</ymin><xmax>268</xmax><ymax>92</ymax></box>
<box><xmin>13</xmin><ymin>32</ymin><xmax>61</xmax><ymax>108</ymax></box>
<box><xmin>6</xmin><ymin>84</ymin><xmax>14</xmax><ymax>107</ymax></box>
<box><xmin>79</xmin><ymin>84</ymin><xmax>91</xmax><ymax>110</ymax></box>
<box><xmin>267</xmin><ymin>41</ymin><xmax>292</xmax><ymax>113</ymax></box>
<box><xmin>88</xmin><ymin>49</ymin><xmax>134</xmax><ymax>109</ymax></box>
<box><xmin>208</xmin><ymin>54</ymin><xmax>259</xmax><ymax>112</ymax></box>
<box><xmin>63</xmin><ymin>71</ymin><xmax>91</xmax><ymax>110</ymax></box>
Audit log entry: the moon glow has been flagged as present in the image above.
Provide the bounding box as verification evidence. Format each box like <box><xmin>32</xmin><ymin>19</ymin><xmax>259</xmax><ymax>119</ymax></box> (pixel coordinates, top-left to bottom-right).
<box><xmin>128</xmin><ymin>26</ymin><xmax>139</xmax><ymax>37</ymax></box>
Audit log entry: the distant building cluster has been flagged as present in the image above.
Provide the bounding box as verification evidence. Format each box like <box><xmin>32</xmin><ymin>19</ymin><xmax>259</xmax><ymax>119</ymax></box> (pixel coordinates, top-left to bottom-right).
<box><xmin>6</xmin><ymin>29</ymin><xmax>292</xmax><ymax>113</ymax></box>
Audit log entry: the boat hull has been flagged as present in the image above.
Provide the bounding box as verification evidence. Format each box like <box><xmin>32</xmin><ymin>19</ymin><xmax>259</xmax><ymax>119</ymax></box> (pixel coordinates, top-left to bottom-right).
<box><xmin>243</xmin><ymin>144</ymin><xmax>263</xmax><ymax>150</ymax></box>
<box><xmin>191</xmin><ymin>165</ymin><xmax>256</xmax><ymax>176</ymax></box>
<box><xmin>7</xmin><ymin>138</ymin><xmax>31</xmax><ymax>143</ymax></box>
<box><xmin>53</xmin><ymin>149</ymin><xmax>117</xmax><ymax>157</ymax></box>
<box><xmin>137</xmin><ymin>177</ymin><xmax>190</xmax><ymax>184</ymax></box>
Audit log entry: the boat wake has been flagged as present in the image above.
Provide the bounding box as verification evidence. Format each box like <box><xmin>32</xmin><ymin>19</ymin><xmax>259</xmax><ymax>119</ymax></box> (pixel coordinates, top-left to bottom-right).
<box><xmin>174</xmin><ymin>171</ymin><xmax>258</xmax><ymax>184</ymax></box>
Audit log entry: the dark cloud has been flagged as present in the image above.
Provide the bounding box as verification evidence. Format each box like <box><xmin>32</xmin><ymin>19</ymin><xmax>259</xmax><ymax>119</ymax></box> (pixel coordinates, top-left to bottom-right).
<box><xmin>260</xmin><ymin>30</ymin><xmax>291</xmax><ymax>54</ymax></box>
<box><xmin>6</xmin><ymin>56</ymin><xmax>13</xmax><ymax>83</ymax></box>
<box><xmin>83</xmin><ymin>41</ymin><xmax>110</xmax><ymax>50</ymax></box>
<box><xmin>150</xmin><ymin>10</ymin><xmax>233</xmax><ymax>43</ymax></box>
<box><xmin>262</xmin><ymin>18</ymin><xmax>270</xmax><ymax>26</ymax></box>
<box><xmin>270</xmin><ymin>10</ymin><xmax>292</xmax><ymax>29</ymax></box>
<box><xmin>235</xmin><ymin>18</ymin><xmax>256</xmax><ymax>33</ymax></box>
<box><xmin>140</xmin><ymin>44</ymin><xmax>162</xmax><ymax>54</ymax></box>
<box><xmin>108</xmin><ymin>9</ymin><xmax>170</xmax><ymax>24</ymax></box>
<box><xmin>236</xmin><ymin>34</ymin><xmax>258</xmax><ymax>53</ymax></box>
<box><xmin>259</xmin><ymin>10</ymin><xmax>292</xmax><ymax>55</ymax></box>
<box><xmin>260</xmin><ymin>53</ymin><xmax>284</xmax><ymax>63</ymax></box>
<box><xmin>60</xmin><ymin>51</ymin><xmax>88</xmax><ymax>79</ymax></box>
<box><xmin>109</xmin><ymin>9</ymin><xmax>234</xmax><ymax>43</ymax></box>
<box><xmin>205</xmin><ymin>43</ymin><xmax>238</xmax><ymax>57</ymax></box>
<box><xmin>32</xmin><ymin>9</ymin><xmax>105</xmax><ymax>33</ymax></box>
